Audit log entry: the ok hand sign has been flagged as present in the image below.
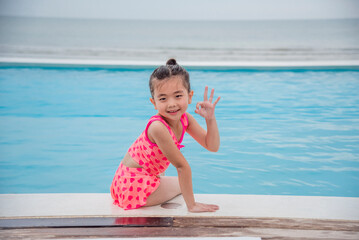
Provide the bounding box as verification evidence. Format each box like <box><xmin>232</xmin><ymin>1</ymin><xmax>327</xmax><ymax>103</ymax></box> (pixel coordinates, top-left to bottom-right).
<box><xmin>195</xmin><ymin>86</ymin><xmax>220</xmax><ymax>120</ymax></box>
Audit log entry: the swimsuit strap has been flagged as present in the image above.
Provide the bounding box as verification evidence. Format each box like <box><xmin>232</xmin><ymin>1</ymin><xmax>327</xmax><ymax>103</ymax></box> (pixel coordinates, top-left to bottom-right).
<box><xmin>177</xmin><ymin>113</ymin><xmax>188</xmax><ymax>145</ymax></box>
<box><xmin>145</xmin><ymin>114</ymin><xmax>187</xmax><ymax>149</ymax></box>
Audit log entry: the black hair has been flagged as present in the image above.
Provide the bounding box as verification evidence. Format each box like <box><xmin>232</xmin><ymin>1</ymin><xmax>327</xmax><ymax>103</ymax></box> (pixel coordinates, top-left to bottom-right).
<box><xmin>149</xmin><ymin>59</ymin><xmax>190</xmax><ymax>98</ymax></box>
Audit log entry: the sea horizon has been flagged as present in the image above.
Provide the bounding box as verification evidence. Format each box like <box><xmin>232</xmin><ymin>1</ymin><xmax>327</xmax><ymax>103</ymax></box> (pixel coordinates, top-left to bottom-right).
<box><xmin>1</xmin><ymin>16</ymin><xmax>358</xmax><ymax>62</ymax></box>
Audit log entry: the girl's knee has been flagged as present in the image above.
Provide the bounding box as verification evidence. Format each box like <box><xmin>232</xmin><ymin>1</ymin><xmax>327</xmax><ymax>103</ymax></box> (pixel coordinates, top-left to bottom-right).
<box><xmin>145</xmin><ymin>177</ymin><xmax>180</xmax><ymax>207</ymax></box>
<box><xmin>165</xmin><ymin>176</ymin><xmax>180</xmax><ymax>193</ymax></box>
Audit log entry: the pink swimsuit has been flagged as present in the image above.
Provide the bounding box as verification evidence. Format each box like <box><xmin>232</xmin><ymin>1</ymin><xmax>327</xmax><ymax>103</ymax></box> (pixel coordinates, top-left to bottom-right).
<box><xmin>110</xmin><ymin>113</ymin><xmax>188</xmax><ymax>210</ymax></box>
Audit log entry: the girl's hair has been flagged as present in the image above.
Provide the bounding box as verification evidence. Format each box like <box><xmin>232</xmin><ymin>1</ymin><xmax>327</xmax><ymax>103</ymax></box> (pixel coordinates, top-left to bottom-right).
<box><xmin>149</xmin><ymin>59</ymin><xmax>190</xmax><ymax>98</ymax></box>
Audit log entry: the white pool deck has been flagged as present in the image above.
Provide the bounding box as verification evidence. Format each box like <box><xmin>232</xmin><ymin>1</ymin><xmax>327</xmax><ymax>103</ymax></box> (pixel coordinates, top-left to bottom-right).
<box><xmin>1</xmin><ymin>57</ymin><xmax>359</xmax><ymax>69</ymax></box>
<box><xmin>0</xmin><ymin>193</ymin><xmax>358</xmax><ymax>221</ymax></box>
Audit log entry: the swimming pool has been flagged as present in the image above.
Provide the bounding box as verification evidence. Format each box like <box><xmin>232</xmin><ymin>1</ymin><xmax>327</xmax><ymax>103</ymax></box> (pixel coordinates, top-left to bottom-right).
<box><xmin>0</xmin><ymin>65</ymin><xmax>358</xmax><ymax>197</ymax></box>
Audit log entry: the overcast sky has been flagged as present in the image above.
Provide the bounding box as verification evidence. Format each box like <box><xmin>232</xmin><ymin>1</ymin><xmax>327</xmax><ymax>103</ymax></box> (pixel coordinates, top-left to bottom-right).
<box><xmin>0</xmin><ymin>0</ymin><xmax>358</xmax><ymax>20</ymax></box>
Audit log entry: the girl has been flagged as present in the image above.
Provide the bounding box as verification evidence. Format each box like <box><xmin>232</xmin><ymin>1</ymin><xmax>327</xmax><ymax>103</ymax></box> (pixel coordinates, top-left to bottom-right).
<box><xmin>111</xmin><ymin>59</ymin><xmax>220</xmax><ymax>213</ymax></box>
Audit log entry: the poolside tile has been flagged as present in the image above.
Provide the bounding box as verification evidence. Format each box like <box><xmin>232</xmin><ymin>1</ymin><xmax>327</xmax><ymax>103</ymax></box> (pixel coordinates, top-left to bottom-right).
<box><xmin>0</xmin><ymin>193</ymin><xmax>358</xmax><ymax>220</ymax></box>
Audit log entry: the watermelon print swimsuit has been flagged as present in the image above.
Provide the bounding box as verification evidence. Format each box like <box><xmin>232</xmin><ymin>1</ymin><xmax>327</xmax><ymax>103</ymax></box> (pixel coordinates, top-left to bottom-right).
<box><xmin>110</xmin><ymin>113</ymin><xmax>188</xmax><ymax>210</ymax></box>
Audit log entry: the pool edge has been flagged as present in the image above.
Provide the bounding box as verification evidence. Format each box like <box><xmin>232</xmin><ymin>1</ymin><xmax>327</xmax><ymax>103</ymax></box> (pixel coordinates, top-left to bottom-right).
<box><xmin>1</xmin><ymin>57</ymin><xmax>359</xmax><ymax>70</ymax></box>
<box><xmin>1</xmin><ymin>193</ymin><xmax>358</xmax><ymax>221</ymax></box>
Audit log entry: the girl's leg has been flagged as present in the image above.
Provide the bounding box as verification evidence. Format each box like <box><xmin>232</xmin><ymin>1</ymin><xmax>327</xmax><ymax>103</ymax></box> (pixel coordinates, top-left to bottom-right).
<box><xmin>145</xmin><ymin>176</ymin><xmax>181</xmax><ymax>207</ymax></box>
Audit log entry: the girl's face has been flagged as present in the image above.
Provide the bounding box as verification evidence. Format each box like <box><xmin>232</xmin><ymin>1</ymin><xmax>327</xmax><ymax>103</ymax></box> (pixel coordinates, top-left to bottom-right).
<box><xmin>150</xmin><ymin>76</ymin><xmax>193</xmax><ymax>122</ymax></box>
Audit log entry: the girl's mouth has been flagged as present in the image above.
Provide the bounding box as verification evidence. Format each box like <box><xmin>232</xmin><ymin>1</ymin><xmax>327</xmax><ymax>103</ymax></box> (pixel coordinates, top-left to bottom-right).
<box><xmin>167</xmin><ymin>109</ymin><xmax>180</xmax><ymax>115</ymax></box>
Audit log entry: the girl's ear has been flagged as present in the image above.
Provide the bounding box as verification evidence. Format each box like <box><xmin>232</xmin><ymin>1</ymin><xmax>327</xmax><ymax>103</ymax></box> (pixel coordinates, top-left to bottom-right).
<box><xmin>150</xmin><ymin>98</ymin><xmax>157</xmax><ymax>110</ymax></box>
<box><xmin>188</xmin><ymin>90</ymin><xmax>194</xmax><ymax>104</ymax></box>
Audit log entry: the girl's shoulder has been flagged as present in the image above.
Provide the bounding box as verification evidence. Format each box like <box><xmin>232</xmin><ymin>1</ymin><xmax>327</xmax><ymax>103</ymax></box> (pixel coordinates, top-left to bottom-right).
<box><xmin>145</xmin><ymin>115</ymin><xmax>170</xmax><ymax>143</ymax></box>
<box><xmin>146</xmin><ymin>115</ymin><xmax>170</xmax><ymax>130</ymax></box>
<box><xmin>146</xmin><ymin>113</ymin><xmax>188</xmax><ymax>143</ymax></box>
<box><xmin>184</xmin><ymin>112</ymin><xmax>196</xmax><ymax>126</ymax></box>
<box><xmin>146</xmin><ymin>117</ymin><xmax>177</xmax><ymax>145</ymax></box>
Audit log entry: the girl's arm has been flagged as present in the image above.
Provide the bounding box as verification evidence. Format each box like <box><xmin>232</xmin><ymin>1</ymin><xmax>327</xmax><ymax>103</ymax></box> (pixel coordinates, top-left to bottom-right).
<box><xmin>148</xmin><ymin>121</ymin><xmax>219</xmax><ymax>212</ymax></box>
<box><xmin>187</xmin><ymin>86</ymin><xmax>220</xmax><ymax>152</ymax></box>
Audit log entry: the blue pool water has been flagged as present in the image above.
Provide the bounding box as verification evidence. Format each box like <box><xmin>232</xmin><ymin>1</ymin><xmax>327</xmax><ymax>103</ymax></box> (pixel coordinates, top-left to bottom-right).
<box><xmin>0</xmin><ymin>66</ymin><xmax>358</xmax><ymax>197</ymax></box>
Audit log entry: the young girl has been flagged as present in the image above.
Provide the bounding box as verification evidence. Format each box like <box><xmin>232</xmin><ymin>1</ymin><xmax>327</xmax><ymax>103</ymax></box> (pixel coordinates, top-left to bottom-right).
<box><xmin>110</xmin><ymin>59</ymin><xmax>220</xmax><ymax>213</ymax></box>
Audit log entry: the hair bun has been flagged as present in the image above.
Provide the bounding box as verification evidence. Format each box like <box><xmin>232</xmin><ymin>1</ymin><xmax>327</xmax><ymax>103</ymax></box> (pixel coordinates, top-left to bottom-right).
<box><xmin>166</xmin><ymin>58</ymin><xmax>177</xmax><ymax>65</ymax></box>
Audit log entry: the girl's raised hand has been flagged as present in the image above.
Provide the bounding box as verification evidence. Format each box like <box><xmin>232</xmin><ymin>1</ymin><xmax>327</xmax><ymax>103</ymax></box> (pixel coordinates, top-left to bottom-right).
<box><xmin>195</xmin><ymin>86</ymin><xmax>220</xmax><ymax>120</ymax></box>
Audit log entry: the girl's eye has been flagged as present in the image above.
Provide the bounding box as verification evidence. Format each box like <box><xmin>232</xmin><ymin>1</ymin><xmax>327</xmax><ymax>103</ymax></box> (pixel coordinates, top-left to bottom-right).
<box><xmin>159</xmin><ymin>98</ymin><xmax>166</xmax><ymax>101</ymax></box>
<box><xmin>176</xmin><ymin>95</ymin><xmax>183</xmax><ymax>98</ymax></box>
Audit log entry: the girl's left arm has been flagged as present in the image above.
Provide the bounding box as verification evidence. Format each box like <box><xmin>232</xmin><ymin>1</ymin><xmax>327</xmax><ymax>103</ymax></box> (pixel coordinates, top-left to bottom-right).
<box><xmin>186</xmin><ymin>86</ymin><xmax>220</xmax><ymax>152</ymax></box>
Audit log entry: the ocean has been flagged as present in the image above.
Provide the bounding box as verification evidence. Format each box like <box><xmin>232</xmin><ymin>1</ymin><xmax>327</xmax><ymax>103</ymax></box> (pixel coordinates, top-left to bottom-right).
<box><xmin>0</xmin><ymin>16</ymin><xmax>359</xmax><ymax>61</ymax></box>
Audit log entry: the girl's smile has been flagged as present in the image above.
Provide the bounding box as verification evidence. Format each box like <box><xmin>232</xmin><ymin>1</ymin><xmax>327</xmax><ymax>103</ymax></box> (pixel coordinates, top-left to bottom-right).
<box><xmin>167</xmin><ymin>109</ymin><xmax>180</xmax><ymax>115</ymax></box>
<box><xmin>150</xmin><ymin>76</ymin><xmax>193</xmax><ymax>124</ymax></box>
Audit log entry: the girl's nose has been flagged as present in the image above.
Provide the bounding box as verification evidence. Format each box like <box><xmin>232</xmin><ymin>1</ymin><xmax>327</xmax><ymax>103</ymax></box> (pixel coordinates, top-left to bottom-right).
<box><xmin>168</xmin><ymin>98</ymin><xmax>176</xmax><ymax>107</ymax></box>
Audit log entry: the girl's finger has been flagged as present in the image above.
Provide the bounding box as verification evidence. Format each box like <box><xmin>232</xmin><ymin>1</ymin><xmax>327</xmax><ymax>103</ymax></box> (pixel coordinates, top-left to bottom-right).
<box><xmin>209</xmin><ymin>88</ymin><xmax>214</xmax><ymax>103</ymax></box>
<box><xmin>205</xmin><ymin>205</ymin><xmax>217</xmax><ymax>212</ymax></box>
<box><xmin>213</xmin><ymin>96</ymin><xmax>221</xmax><ymax>107</ymax></box>
<box><xmin>203</xmin><ymin>86</ymin><xmax>208</xmax><ymax>101</ymax></box>
<box><xmin>209</xmin><ymin>204</ymin><xmax>219</xmax><ymax>210</ymax></box>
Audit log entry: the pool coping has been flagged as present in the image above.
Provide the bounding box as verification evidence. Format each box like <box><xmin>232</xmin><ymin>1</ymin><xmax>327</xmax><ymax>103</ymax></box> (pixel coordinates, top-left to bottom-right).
<box><xmin>1</xmin><ymin>193</ymin><xmax>358</xmax><ymax>221</ymax></box>
<box><xmin>1</xmin><ymin>57</ymin><xmax>359</xmax><ymax>70</ymax></box>
<box><xmin>1</xmin><ymin>193</ymin><xmax>359</xmax><ymax>240</ymax></box>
